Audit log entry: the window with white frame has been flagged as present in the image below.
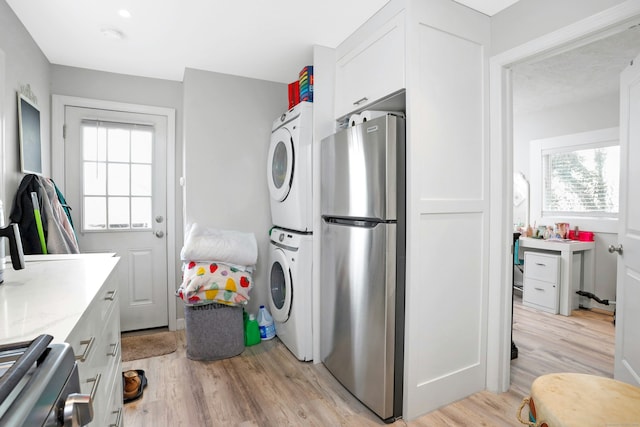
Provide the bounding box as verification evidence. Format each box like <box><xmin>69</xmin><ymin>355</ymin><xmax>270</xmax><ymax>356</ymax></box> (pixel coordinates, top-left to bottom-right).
<box><xmin>530</xmin><ymin>127</ymin><xmax>619</xmax><ymax>226</ymax></box>
<box><xmin>81</xmin><ymin>120</ymin><xmax>154</xmax><ymax>231</ymax></box>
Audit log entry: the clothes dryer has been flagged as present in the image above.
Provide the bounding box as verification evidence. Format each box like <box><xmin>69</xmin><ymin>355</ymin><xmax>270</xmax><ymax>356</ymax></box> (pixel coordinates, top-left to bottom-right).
<box><xmin>267</xmin><ymin>102</ymin><xmax>313</xmax><ymax>232</ymax></box>
<box><xmin>268</xmin><ymin>227</ymin><xmax>313</xmax><ymax>361</ymax></box>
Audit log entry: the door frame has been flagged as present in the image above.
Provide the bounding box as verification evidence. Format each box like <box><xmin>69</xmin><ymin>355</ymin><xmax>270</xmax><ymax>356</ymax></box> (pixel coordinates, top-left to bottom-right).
<box><xmin>51</xmin><ymin>95</ymin><xmax>178</xmax><ymax>331</ymax></box>
<box><xmin>487</xmin><ymin>1</ymin><xmax>640</xmax><ymax>393</ymax></box>
<box><xmin>0</xmin><ymin>49</ymin><xmax>5</xmax><ymax>202</ymax></box>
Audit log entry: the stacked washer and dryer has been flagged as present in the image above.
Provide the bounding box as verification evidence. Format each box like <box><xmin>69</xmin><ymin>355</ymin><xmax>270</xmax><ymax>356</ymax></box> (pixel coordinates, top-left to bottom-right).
<box><xmin>266</xmin><ymin>102</ymin><xmax>313</xmax><ymax>361</ymax></box>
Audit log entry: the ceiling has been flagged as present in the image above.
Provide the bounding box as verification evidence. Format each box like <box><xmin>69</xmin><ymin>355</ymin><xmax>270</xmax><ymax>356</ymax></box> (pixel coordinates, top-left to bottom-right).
<box><xmin>6</xmin><ymin>0</ymin><xmax>520</xmax><ymax>84</ymax></box>
<box><xmin>512</xmin><ymin>25</ymin><xmax>640</xmax><ymax>114</ymax></box>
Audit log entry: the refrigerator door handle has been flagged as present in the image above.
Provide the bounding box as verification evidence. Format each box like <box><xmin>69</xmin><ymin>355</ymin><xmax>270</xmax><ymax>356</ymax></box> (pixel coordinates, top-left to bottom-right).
<box><xmin>323</xmin><ymin>217</ymin><xmax>379</xmax><ymax>228</ymax></box>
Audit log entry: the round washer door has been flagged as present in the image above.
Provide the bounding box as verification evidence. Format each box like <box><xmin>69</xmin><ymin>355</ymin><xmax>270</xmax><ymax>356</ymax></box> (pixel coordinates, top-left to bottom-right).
<box><xmin>267</xmin><ymin>127</ymin><xmax>294</xmax><ymax>202</ymax></box>
<box><xmin>269</xmin><ymin>248</ymin><xmax>292</xmax><ymax>323</ymax></box>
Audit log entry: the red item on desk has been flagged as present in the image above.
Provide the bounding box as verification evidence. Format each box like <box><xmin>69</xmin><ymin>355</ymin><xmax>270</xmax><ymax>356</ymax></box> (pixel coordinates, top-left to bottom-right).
<box><xmin>578</xmin><ymin>231</ymin><xmax>594</xmax><ymax>241</ymax></box>
<box><xmin>568</xmin><ymin>230</ymin><xmax>594</xmax><ymax>241</ymax></box>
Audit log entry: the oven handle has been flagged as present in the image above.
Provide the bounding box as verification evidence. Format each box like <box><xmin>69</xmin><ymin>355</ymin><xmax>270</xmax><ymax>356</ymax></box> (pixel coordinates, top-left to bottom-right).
<box><xmin>0</xmin><ymin>334</ymin><xmax>53</xmax><ymax>405</ymax></box>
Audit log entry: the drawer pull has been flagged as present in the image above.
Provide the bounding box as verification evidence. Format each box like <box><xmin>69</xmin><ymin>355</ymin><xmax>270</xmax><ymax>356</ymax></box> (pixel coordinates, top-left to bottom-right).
<box><xmin>110</xmin><ymin>408</ymin><xmax>123</xmax><ymax>427</ymax></box>
<box><xmin>108</xmin><ymin>341</ymin><xmax>120</xmax><ymax>357</ymax></box>
<box><xmin>74</xmin><ymin>337</ymin><xmax>95</xmax><ymax>362</ymax></box>
<box><xmin>534</xmin><ymin>287</ymin><xmax>545</xmax><ymax>291</ymax></box>
<box><xmin>86</xmin><ymin>373</ymin><xmax>101</xmax><ymax>401</ymax></box>
<box><xmin>105</xmin><ymin>289</ymin><xmax>118</xmax><ymax>301</ymax></box>
<box><xmin>353</xmin><ymin>96</ymin><xmax>369</xmax><ymax>106</ymax></box>
<box><xmin>535</xmin><ymin>263</ymin><xmax>546</xmax><ymax>266</ymax></box>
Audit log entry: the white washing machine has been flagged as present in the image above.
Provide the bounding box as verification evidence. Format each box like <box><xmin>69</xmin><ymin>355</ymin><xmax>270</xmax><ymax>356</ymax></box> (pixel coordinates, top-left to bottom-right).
<box><xmin>268</xmin><ymin>227</ymin><xmax>313</xmax><ymax>361</ymax></box>
<box><xmin>267</xmin><ymin>102</ymin><xmax>313</xmax><ymax>232</ymax></box>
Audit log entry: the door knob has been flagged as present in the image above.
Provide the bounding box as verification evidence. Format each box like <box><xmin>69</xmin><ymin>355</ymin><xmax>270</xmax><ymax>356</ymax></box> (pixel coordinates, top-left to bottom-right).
<box><xmin>155</xmin><ymin>215</ymin><xmax>164</xmax><ymax>223</ymax></box>
<box><xmin>608</xmin><ymin>244</ymin><xmax>623</xmax><ymax>254</ymax></box>
<box><xmin>155</xmin><ymin>230</ymin><xmax>164</xmax><ymax>238</ymax></box>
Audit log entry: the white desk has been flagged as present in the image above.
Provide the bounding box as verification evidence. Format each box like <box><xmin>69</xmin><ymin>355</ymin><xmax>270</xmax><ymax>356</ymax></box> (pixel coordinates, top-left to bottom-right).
<box><xmin>519</xmin><ymin>237</ymin><xmax>595</xmax><ymax>316</ymax></box>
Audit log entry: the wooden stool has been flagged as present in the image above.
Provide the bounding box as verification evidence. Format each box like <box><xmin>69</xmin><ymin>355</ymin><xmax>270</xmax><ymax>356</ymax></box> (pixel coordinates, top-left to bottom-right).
<box><xmin>518</xmin><ymin>373</ymin><xmax>640</xmax><ymax>426</ymax></box>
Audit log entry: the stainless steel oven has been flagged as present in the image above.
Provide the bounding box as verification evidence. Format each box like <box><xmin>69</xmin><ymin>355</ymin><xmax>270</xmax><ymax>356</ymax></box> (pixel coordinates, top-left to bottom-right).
<box><xmin>0</xmin><ymin>335</ymin><xmax>93</xmax><ymax>427</ymax></box>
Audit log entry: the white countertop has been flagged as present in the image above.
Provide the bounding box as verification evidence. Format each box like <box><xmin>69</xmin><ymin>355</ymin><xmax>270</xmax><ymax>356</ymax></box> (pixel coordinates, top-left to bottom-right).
<box><xmin>0</xmin><ymin>254</ymin><xmax>119</xmax><ymax>345</ymax></box>
<box><xmin>519</xmin><ymin>236</ymin><xmax>595</xmax><ymax>251</ymax></box>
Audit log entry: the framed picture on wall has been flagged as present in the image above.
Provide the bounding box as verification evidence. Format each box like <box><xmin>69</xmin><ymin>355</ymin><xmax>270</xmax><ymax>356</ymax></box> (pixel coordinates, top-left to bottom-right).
<box><xmin>17</xmin><ymin>92</ymin><xmax>43</xmax><ymax>175</ymax></box>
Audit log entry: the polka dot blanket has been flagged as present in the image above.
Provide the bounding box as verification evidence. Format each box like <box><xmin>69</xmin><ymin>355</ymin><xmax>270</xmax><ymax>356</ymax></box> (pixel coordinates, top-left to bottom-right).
<box><xmin>177</xmin><ymin>261</ymin><xmax>253</xmax><ymax>306</ymax></box>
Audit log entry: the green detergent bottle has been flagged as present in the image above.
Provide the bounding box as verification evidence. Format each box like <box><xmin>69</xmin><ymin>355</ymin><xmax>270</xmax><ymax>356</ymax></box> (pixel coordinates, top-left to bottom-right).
<box><xmin>244</xmin><ymin>313</ymin><xmax>261</xmax><ymax>346</ymax></box>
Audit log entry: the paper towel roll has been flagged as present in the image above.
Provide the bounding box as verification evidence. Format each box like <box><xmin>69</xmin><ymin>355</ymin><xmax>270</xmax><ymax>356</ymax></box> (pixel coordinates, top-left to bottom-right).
<box><xmin>360</xmin><ymin>110</ymin><xmax>404</xmax><ymax>123</ymax></box>
<box><xmin>348</xmin><ymin>113</ymin><xmax>361</xmax><ymax>127</ymax></box>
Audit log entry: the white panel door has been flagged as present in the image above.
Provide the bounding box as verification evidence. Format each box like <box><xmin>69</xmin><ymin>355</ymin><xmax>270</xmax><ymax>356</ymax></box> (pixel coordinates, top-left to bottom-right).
<box><xmin>64</xmin><ymin>106</ymin><xmax>168</xmax><ymax>332</ymax></box>
<box><xmin>403</xmin><ymin>0</ymin><xmax>490</xmax><ymax>419</ymax></box>
<box><xmin>614</xmin><ymin>53</ymin><xmax>640</xmax><ymax>386</ymax></box>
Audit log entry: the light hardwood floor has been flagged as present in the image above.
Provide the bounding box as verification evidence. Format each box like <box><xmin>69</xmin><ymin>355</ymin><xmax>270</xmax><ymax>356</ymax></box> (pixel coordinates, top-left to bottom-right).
<box><xmin>122</xmin><ymin>295</ymin><xmax>615</xmax><ymax>426</ymax></box>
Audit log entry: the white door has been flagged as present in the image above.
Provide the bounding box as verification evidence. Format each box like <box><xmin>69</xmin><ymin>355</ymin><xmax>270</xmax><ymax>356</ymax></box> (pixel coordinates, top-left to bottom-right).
<box><xmin>64</xmin><ymin>106</ymin><xmax>168</xmax><ymax>332</ymax></box>
<box><xmin>614</xmin><ymin>54</ymin><xmax>640</xmax><ymax>386</ymax></box>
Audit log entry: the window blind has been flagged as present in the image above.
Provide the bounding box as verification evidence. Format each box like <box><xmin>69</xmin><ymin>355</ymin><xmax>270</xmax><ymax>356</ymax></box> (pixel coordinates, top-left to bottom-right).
<box><xmin>542</xmin><ymin>145</ymin><xmax>619</xmax><ymax>216</ymax></box>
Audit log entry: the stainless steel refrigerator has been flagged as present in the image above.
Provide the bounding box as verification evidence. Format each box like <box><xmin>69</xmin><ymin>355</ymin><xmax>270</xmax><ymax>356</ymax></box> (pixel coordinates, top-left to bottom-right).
<box><xmin>320</xmin><ymin>114</ymin><xmax>405</xmax><ymax>422</ymax></box>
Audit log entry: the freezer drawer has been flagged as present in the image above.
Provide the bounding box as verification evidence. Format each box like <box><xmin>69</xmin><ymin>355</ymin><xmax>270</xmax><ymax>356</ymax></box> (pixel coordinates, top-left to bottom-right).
<box><xmin>320</xmin><ymin>218</ymin><xmax>398</xmax><ymax>420</ymax></box>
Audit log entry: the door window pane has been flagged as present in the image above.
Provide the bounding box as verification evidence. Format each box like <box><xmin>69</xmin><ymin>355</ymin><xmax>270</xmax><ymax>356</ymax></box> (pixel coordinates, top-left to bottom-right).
<box><xmin>108</xmin><ymin>197</ymin><xmax>130</xmax><ymax>229</ymax></box>
<box><xmin>131</xmin><ymin>164</ymin><xmax>151</xmax><ymax>196</ymax></box>
<box><xmin>83</xmin><ymin>162</ymin><xmax>106</xmax><ymax>196</ymax></box>
<box><xmin>82</xmin><ymin>126</ymin><xmax>107</xmax><ymax>161</ymax></box>
<box><xmin>108</xmin><ymin>163</ymin><xmax>130</xmax><ymax>196</ymax></box>
<box><xmin>84</xmin><ymin>197</ymin><xmax>106</xmax><ymax>230</ymax></box>
<box><xmin>131</xmin><ymin>197</ymin><xmax>151</xmax><ymax>229</ymax></box>
<box><xmin>131</xmin><ymin>130</ymin><xmax>152</xmax><ymax>163</ymax></box>
<box><xmin>107</xmin><ymin>128</ymin><xmax>130</xmax><ymax>162</ymax></box>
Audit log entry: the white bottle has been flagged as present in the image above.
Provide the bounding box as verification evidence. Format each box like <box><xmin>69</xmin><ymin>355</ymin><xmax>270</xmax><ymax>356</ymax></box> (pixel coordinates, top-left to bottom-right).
<box><xmin>257</xmin><ymin>305</ymin><xmax>275</xmax><ymax>340</ymax></box>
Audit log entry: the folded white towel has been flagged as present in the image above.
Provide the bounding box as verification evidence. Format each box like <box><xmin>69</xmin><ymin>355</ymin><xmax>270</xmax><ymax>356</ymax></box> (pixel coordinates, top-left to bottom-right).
<box><xmin>180</xmin><ymin>223</ymin><xmax>258</xmax><ymax>266</ymax></box>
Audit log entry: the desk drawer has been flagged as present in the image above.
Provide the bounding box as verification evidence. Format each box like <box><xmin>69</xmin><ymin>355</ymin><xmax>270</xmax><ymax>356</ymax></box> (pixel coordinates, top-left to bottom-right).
<box><xmin>524</xmin><ymin>252</ymin><xmax>560</xmax><ymax>283</ymax></box>
<box><xmin>523</xmin><ymin>277</ymin><xmax>559</xmax><ymax>314</ymax></box>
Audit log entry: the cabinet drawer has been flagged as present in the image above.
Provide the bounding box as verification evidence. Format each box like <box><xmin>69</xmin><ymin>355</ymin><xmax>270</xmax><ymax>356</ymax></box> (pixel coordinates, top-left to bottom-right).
<box><xmin>524</xmin><ymin>252</ymin><xmax>560</xmax><ymax>283</ymax></box>
<box><xmin>523</xmin><ymin>277</ymin><xmax>559</xmax><ymax>314</ymax></box>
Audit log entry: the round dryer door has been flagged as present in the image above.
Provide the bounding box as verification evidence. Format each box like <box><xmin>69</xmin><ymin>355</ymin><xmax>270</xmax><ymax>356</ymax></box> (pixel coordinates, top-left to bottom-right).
<box><xmin>267</xmin><ymin>127</ymin><xmax>294</xmax><ymax>202</ymax></box>
<box><xmin>269</xmin><ymin>248</ymin><xmax>292</xmax><ymax>323</ymax></box>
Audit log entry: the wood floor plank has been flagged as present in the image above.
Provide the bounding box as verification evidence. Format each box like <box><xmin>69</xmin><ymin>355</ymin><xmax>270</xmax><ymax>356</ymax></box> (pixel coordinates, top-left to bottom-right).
<box><xmin>123</xmin><ymin>296</ymin><xmax>614</xmax><ymax>426</ymax></box>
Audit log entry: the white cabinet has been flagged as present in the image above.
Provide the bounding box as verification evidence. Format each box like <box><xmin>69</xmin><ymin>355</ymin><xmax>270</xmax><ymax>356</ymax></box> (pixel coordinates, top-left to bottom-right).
<box><xmin>523</xmin><ymin>252</ymin><xmax>560</xmax><ymax>314</ymax></box>
<box><xmin>334</xmin><ymin>11</ymin><xmax>405</xmax><ymax>118</ymax></box>
<box><xmin>0</xmin><ymin>256</ymin><xmax>122</xmax><ymax>427</ymax></box>
<box><xmin>66</xmin><ymin>266</ymin><xmax>122</xmax><ymax>427</ymax></box>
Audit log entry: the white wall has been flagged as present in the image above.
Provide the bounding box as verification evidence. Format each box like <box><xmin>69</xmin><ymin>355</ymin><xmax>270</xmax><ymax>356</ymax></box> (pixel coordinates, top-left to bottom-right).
<box><xmin>182</xmin><ymin>68</ymin><xmax>287</xmax><ymax>314</ymax></box>
<box><xmin>491</xmin><ymin>0</ymin><xmax>627</xmax><ymax>55</ymax></box>
<box><xmin>0</xmin><ymin>1</ymin><xmax>50</xmax><ymax>206</ymax></box>
<box><xmin>513</xmin><ymin>93</ymin><xmax>619</xmax><ymax>177</ymax></box>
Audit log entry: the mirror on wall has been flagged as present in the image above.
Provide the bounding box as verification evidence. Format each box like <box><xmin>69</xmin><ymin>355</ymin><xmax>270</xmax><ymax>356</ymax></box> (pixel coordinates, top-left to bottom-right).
<box><xmin>513</xmin><ymin>172</ymin><xmax>529</xmax><ymax>230</ymax></box>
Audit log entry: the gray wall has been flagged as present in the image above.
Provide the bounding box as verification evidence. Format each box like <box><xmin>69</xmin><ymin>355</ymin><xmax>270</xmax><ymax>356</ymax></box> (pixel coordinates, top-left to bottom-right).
<box><xmin>182</xmin><ymin>67</ymin><xmax>287</xmax><ymax>314</ymax></box>
<box><xmin>491</xmin><ymin>0</ymin><xmax>627</xmax><ymax>55</ymax></box>
<box><xmin>50</xmin><ymin>64</ymin><xmax>185</xmax><ymax>319</ymax></box>
<box><xmin>0</xmin><ymin>0</ymin><xmax>50</xmax><ymax>206</ymax></box>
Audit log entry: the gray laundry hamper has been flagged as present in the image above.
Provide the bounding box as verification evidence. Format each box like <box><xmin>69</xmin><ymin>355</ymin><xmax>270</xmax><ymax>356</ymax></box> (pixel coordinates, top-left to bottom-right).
<box><xmin>184</xmin><ymin>303</ymin><xmax>245</xmax><ymax>361</ymax></box>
